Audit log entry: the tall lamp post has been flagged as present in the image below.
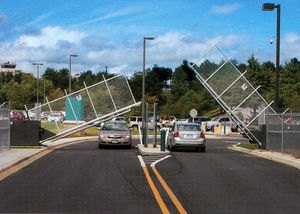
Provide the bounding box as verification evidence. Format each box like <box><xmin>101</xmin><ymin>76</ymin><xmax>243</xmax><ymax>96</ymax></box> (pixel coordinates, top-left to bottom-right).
<box><xmin>142</xmin><ymin>37</ymin><xmax>155</xmax><ymax>147</ymax></box>
<box><xmin>263</xmin><ymin>3</ymin><xmax>281</xmax><ymax>107</ymax></box>
<box><xmin>69</xmin><ymin>54</ymin><xmax>78</xmax><ymax>94</ymax></box>
<box><xmin>32</xmin><ymin>63</ymin><xmax>44</xmax><ymax>104</ymax></box>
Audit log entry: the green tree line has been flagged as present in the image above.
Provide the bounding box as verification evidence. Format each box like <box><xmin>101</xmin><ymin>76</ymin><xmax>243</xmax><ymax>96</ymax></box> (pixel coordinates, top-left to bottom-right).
<box><xmin>0</xmin><ymin>56</ymin><xmax>299</xmax><ymax>117</ymax></box>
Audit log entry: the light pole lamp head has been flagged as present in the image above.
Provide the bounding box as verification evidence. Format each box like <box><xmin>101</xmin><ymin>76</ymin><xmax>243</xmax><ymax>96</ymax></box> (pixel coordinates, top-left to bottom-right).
<box><xmin>262</xmin><ymin>3</ymin><xmax>275</xmax><ymax>11</ymax></box>
<box><xmin>70</xmin><ymin>54</ymin><xmax>78</xmax><ymax>57</ymax></box>
<box><xmin>144</xmin><ymin>37</ymin><xmax>155</xmax><ymax>40</ymax></box>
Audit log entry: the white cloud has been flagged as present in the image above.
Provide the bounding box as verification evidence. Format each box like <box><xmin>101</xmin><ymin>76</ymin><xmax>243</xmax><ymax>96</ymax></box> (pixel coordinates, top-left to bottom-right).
<box><xmin>210</xmin><ymin>3</ymin><xmax>242</xmax><ymax>15</ymax></box>
<box><xmin>16</xmin><ymin>26</ymin><xmax>86</xmax><ymax>48</ymax></box>
<box><xmin>281</xmin><ymin>32</ymin><xmax>300</xmax><ymax>62</ymax></box>
<box><xmin>73</xmin><ymin>7</ymin><xmax>140</xmax><ymax>27</ymax></box>
<box><xmin>0</xmin><ymin>26</ymin><xmax>250</xmax><ymax>76</ymax></box>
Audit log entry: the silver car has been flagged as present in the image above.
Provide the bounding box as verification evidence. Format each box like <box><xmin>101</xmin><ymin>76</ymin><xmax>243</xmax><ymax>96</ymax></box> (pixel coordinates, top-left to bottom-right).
<box><xmin>98</xmin><ymin>121</ymin><xmax>132</xmax><ymax>148</ymax></box>
<box><xmin>167</xmin><ymin>122</ymin><xmax>206</xmax><ymax>152</ymax></box>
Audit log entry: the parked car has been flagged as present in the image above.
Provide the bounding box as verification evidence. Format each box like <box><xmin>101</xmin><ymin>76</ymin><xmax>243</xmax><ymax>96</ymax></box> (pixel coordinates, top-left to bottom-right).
<box><xmin>161</xmin><ymin>115</ymin><xmax>177</xmax><ymax>127</ymax></box>
<box><xmin>167</xmin><ymin>122</ymin><xmax>206</xmax><ymax>152</ymax></box>
<box><xmin>41</xmin><ymin>112</ymin><xmax>51</xmax><ymax>120</ymax></box>
<box><xmin>128</xmin><ymin>116</ymin><xmax>162</xmax><ymax>131</ymax></box>
<box><xmin>204</xmin><ymin>116</ymin><xmax>239</xmax><ymax>132</ymax></box>
<box><xmin>188</xmin><ymin>117</ymin><xmax>211</xmax><ymax>125</ymax></box>
<box><xmin>98</xmin><ymin>121</ymin><xmax>132</xmax><ymax>148</ymax></box>
<box><xmin>10</xmin><ymin>111</ymin><xmax>25</xmax><ymax>121</ymax></box>
<box><xmin>47</xmin><ymin>112</ymin><xmax>64</xmax><ymax>122</ymax></box>
<box><xmin>112</xmin><ymin>116</ymin><xmax>126</xmax><ymax>122</ymax></box>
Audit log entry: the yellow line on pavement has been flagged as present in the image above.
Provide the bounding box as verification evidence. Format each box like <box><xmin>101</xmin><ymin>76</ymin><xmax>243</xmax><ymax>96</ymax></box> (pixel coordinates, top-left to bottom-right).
<box><xmin>141</xmin><ymin>166</ymin><xmax>170</xmax><ymax>214</ymax></box>
<box><xmin>151</xmin><ymin>166</ymin><xmax>188</xmax><ymax>214</ymax></box>
<box><xmin>0</xmin><ymin>149</ymin><xmax>52</xmax><ymax>181</ymax></box>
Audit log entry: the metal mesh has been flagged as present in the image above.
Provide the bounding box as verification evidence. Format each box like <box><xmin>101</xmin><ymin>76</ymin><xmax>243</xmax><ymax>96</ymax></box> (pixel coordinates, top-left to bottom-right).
<box><xmin>26</xmin><ymin>74</ymin><xmax>136</xmax><ymax>135</ymax></box>
<box><xmin>0</xmin><ymin>109</ymin><xmax>10</xmax><ymax>151</ymax></box>
<box><xmin>189</xmin><ymin>45</ymin><xmax>277</xmax><ymax>145</ymax></box>
<box><xmin>266</xmin><ymin>113</ymin><xmax>300</xmax><ymax>154</ymax></box>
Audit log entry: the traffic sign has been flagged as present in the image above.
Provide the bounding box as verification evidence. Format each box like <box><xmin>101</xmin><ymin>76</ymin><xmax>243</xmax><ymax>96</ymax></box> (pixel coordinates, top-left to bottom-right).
<box><xmin>189</xmin><ymin>109</ymin><xmax>197</xmax><ymax>118</ymax></box>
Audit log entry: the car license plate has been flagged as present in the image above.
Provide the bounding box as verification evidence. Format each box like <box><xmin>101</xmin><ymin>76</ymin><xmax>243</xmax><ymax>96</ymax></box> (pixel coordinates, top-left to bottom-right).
<box><xmin>184</xmin><ymin>134</ymin><xmax>193</xmax><ymax>138</ymax></box>
<box><xmin>111</xmin><ymin>141</ymin><xmax>118</xmax><ymax>144</ymax></box>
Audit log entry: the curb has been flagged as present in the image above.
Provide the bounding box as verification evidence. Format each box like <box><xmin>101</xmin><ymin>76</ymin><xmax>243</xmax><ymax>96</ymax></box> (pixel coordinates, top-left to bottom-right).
<box><xmin>137</xmin><ymin>144</ymin><xmax>170</xmax><ymax>156</ymax></box>
<box><xmin>229</xmin><ymin>145</ymin><xmax>300</xmax><ymax>170</ymax></box>
<box><xmin>0</xmin><ymin>137</ymin><xmax>97</xmax><ymax>175</ymax></box>
<box><xmin>0</xmin><ymin>147</ymin><xmax>48</xmax><ymax>174</ymax></box>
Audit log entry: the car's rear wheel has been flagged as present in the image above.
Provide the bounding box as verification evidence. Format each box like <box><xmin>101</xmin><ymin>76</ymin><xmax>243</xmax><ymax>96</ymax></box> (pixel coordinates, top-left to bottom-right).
<box><xmin>168</xmin><ymin>144</ymin><xmax>174</xmax><ymax>151</ymax></box>
<box><xmin>199</xmin><ymin>146</ymin><xmax>206</xmax><ymax>152</ymax></box>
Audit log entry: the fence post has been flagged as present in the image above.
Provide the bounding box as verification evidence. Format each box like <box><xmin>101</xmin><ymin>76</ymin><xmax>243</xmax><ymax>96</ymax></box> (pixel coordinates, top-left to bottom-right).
<box><xmin>160</xmin><ymin>129</ymin><xmax>165</xmax><ymax>151</ymax></box>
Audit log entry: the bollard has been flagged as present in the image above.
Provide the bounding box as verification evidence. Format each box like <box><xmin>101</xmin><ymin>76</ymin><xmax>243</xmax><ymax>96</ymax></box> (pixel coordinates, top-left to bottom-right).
<box><xmin>160</xmin><ymin>129</ymin><xmax>166</xmax><ymax>151</ymax></box>
<box><xmin>224</xmin><ymin>124</ymin><xmax>226</xmax><ymax>134</ymax></box>
<box><xmin>142</xmin><ymin>127</ymin><xmax>146</xmax><ymax>146</ymax></box>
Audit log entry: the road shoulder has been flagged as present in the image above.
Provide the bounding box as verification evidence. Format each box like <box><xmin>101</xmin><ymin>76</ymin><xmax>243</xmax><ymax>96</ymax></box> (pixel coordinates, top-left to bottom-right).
<box><xmin>229</xmin><ymin>145</ymin><xmax>300</xmax><ymax>170</ymax></box>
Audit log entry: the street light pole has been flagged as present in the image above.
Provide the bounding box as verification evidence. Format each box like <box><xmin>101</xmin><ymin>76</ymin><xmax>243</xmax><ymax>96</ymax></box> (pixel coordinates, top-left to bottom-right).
<box><xmin>32</xmin><ymin>63</ymin><xmax>44</xmax><ymax>104</ymax></box>
<box><xmin>69</xmin><ymin>54</ymin><xmax>78</xmax><ymax>94</ymax></box>
<box><xmin>142</xmin><ymin>37</ymin><xmax>155</xmax><ymax>147</ymax></box>
<box><xmin>263</xmin><ymin>3</ymin><xmax>281</xmax><ymax>107</ymax></box>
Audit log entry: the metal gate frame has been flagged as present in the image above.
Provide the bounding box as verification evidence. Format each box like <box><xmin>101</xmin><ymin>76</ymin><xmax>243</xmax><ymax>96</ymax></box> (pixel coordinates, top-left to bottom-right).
<box><xmin>25</xmin><ymin>74</ymin><xmax>140</xmax><ymax>142</ymax></box>
<box><xmin>187</xmin><ymin>45</ymin><xmax>279</xmax><ymax>146</ymax></box>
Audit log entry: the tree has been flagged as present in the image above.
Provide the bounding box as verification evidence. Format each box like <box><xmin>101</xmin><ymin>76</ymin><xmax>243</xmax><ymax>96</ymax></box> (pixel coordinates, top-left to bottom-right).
<box><xmin>170</xmin><ymin>67</ymin><xmax>189</xmax><ymax>100</ymax></box>
<box><xmin>1</xmin><ymin>75</ymin><xmax>36</xmax><ymax>109</ymax></box>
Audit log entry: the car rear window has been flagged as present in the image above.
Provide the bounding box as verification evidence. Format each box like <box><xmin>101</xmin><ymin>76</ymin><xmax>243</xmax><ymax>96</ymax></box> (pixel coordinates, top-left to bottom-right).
<box><xmin>177</xmin><ymin>124</ymin><xmax>201</xmax><ymax>131</ymax></box>
<box><xmin>102</xmin><ymin>123</ymin><xmax>129</xmax><ymax>131</ymax></box>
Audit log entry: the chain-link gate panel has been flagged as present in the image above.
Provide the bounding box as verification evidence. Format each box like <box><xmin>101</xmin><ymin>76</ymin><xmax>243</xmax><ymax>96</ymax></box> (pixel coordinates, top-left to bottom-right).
<box><xmin>188</xmin><ymin>45</ymin><xmax>278</xmax><ymax>146</ymax></box>
<box><xmin>26</xmin><ymin>74</ymin><xmax>140</xmax><ymax>142</ymax></box>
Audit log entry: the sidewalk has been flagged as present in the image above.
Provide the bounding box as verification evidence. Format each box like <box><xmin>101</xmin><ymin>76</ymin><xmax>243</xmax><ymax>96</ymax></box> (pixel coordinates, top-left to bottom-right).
<box><xmin>0</xmin><ymin>136</ymin><xmax>97</xmax><ymax>174</ymax></box>
<box><xmin>229</xmin><ymin>145</ymin><xmax>300</xmax><ymax>170</ymax></box>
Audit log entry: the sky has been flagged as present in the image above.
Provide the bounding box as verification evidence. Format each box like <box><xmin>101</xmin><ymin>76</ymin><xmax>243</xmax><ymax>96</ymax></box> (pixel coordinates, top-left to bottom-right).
<box><xmin>0</xmin><ymin>0</ymin><xmax>300</xmax><ymax>76</ymax></box>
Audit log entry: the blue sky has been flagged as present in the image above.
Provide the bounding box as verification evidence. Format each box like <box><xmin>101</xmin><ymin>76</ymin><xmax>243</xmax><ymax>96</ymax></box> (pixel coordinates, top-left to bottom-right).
<box><xmin>0</xmin><ymin>0</ymin><xmax>300</xmax><ymax>76</ymax></box>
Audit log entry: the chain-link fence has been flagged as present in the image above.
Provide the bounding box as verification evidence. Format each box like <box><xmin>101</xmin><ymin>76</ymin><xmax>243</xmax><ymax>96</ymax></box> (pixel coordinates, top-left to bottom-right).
<box><xmin>188</xmin><ymin>45</ymin><xmax>277</xmax><ymax>146</ymax></box>
<box><xmin>0</xmin><ymin>108</ymin><xmax>10</xmax><ymax>151</ymax></box>
<box><xmin>266</xmin><ymin>113</ymin><xmax>300</xmax><ymax>155</ymax></box>
<box><xmin>25</xmin><ymin>74</ymin><xmax>139</xmax><ymax>142</ymax></box>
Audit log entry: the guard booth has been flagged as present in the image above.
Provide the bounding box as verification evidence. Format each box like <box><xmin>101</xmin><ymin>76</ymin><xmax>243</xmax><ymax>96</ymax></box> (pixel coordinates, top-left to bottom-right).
<box><xmin>0</xmin><ymin>108</ymin><xmax>10</xmax><ymax>151</ymax></box>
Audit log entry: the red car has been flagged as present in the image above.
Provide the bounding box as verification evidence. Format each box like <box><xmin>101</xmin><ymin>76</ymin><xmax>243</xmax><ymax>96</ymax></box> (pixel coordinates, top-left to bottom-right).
<box><xmin>10</xmin><ymin>111</ymin><xmax>25</xmax><ymax>121</ymax></box>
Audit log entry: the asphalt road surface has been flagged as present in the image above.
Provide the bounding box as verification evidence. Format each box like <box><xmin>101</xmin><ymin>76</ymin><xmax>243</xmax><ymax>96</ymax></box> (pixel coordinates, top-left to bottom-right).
<box><xmin>0</xmin><ymin>138</ymin><xmax>300</xmax><ymax>213</ymax></box>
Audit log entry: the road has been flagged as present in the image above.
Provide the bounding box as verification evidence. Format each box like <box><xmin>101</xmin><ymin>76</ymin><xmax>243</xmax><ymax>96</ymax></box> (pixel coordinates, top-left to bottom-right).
<box><xmin>0</xmin><ymin>137</ymin><xmax>300</xmax><ymax>213</ymax></box>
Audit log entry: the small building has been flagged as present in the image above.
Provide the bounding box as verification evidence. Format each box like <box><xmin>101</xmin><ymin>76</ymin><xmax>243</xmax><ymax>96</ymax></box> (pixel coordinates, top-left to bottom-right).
<box><xmin>1</xmin><ymin>61</ymin><xmax>22</xmax><ymax>76</ymax></box>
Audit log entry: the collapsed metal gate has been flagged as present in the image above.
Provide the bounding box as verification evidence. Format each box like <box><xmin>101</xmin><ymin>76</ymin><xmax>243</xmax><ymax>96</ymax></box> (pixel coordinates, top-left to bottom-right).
<box><xmin>25</xmin><ymin>74</ymin><xmax>140</xmax><ymax>142</ymax></box>
<box><xmin>187</xmin><ymin>45</ymin><xmax>279</xmax><ymax>146</ymax></box>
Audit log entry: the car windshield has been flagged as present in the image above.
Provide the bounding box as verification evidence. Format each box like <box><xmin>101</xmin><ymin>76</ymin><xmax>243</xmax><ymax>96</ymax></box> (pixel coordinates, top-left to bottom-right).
<box><xmin>212</xmin><ymin>117</ymin><xmax>220</xmax><ymax>121</ymax></box>
<box><xmin>177</xmin><ymin>124</ymin><xmax>201</xmax><ymax>131</ymax></box>
<box><xmin>102</xmin><ymin>123</ymin><xmax>129</xmax><ymax>131</ymax></box>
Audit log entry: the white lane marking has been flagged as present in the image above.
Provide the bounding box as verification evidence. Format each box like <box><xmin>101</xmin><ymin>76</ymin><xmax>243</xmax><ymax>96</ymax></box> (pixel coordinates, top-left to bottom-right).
<box><xmin>150</xmin><ymin>155</ymin><xmax>172</xmax><ymax>167</ymax></box>
<box><xmin>137</xmin><ymin>155</ymin><xmax>146</xmax><ymax>167</ymax></box>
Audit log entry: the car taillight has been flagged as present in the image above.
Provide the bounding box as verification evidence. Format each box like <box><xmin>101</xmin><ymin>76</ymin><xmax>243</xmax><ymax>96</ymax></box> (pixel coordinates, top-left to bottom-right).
<box><xmin>174</xmin><ymin>132</ymin><xmax>179</xmax><ymax>137</ymax></box>
<box><xmin>201</xmin><ymin>132</ymin><xmax>205</xmax><ymax>138</ymax></box>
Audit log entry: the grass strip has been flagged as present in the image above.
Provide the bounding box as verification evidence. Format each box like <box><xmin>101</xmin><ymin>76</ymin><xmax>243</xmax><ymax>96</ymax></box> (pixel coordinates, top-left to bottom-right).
<box><xmin>237</xmin><ymin>143</ymin><xmax>258</xmax><ymax>150</ymax></box>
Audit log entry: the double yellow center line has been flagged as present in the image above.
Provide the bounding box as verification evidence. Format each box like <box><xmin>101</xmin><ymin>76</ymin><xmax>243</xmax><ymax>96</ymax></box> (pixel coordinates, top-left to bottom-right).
<box><xmin>138</xmin><ymin>155</ymin><xmax>187</xmax><ymax>214</ymax></box>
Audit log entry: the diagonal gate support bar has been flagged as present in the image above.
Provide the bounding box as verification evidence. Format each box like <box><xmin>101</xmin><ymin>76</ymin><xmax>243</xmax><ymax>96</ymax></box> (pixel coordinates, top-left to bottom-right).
<box><xmin>188</xmin><ymin>61</ymin><xmax>262</xmax><ymax>146</ymax></box>
<box><xmin>40</xmin><ymin>102</ymin><xmax>141</xmax><ymax>143</ymax></box>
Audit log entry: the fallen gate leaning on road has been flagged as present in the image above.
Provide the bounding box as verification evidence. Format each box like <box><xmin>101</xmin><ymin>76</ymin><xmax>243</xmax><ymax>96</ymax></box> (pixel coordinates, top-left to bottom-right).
<box><xmin>187</xmin><ymin>45</ymin><xmax>280</xmax><ymax>146</ymax></box>
<box><xmin>25</xmin><ymin>74</ymin><xmax>140</xmax><ymax>143</ymax></box>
